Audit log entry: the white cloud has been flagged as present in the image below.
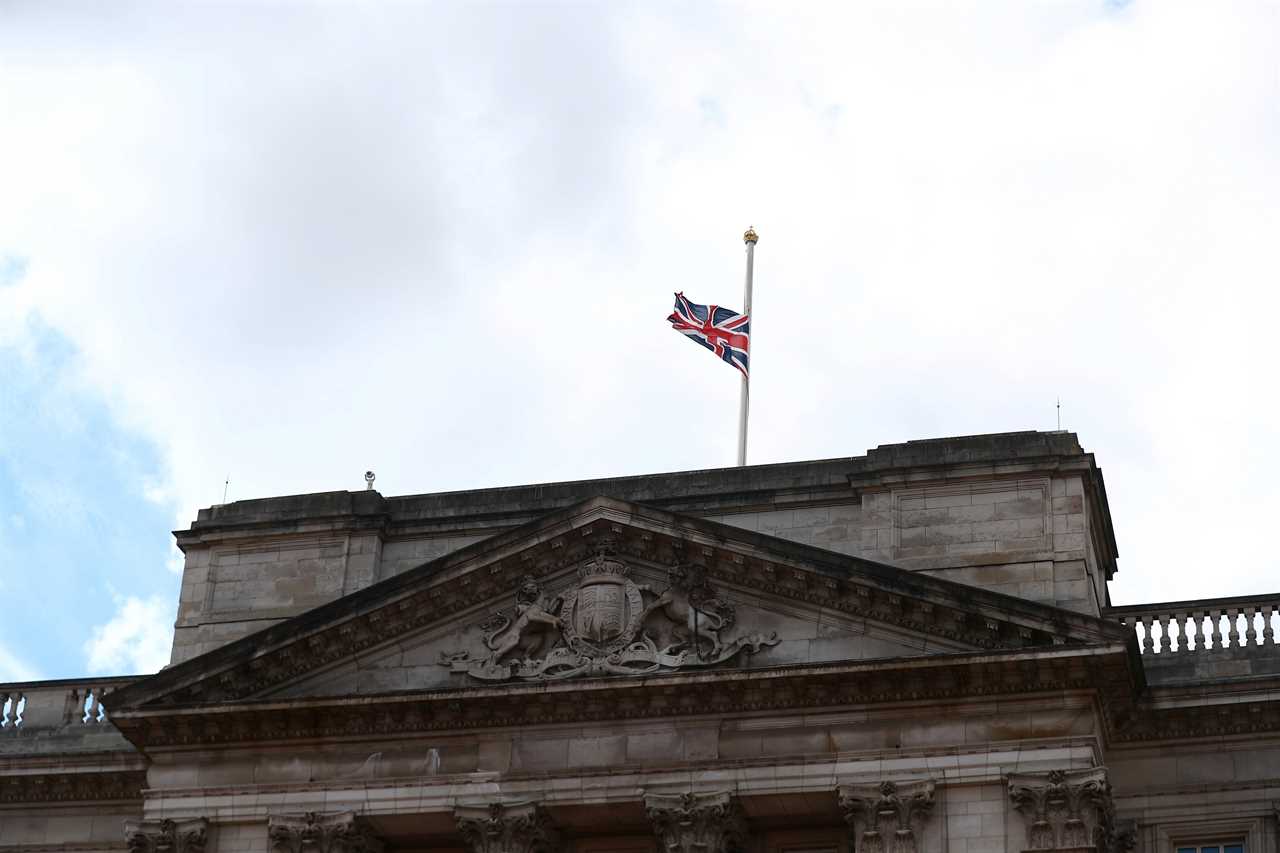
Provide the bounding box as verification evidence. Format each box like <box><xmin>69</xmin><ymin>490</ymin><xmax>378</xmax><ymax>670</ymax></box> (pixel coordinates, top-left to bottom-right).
<box><xmin>83</xmin><ymin>595</ymin><xmax>174</xmax><ymax>675</ymax></box>
<box><xmin>0</xmin><ymin>645</ymin><xmax>39</xmax><ymax>682</ymax></box>
<box><xmin>0</xmin><ymin>2</ymin><xmax>1277</xmax><ymax>616</ymax></box>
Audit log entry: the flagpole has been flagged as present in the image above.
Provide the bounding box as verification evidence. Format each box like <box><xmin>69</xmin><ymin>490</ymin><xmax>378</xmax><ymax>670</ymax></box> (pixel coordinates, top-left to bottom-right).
<box><xmin>737</xmin><ymin>227</ymin><xmax>758</xmax><ymax>467</ymax></box>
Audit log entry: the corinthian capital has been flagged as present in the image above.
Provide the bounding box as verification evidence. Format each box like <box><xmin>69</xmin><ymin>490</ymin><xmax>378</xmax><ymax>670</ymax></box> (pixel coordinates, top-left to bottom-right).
<box><xmin>1008</xmin><ymin>768</ymin><xmax>1114</xmax><ymax>852</ymax></box>
<box><xmin>268</xmin><ymin>811</ymin><xmax>384</xmax><ymax>853</ymax></box>
<box><xmin>455</xmin><ymin>802</ymin><xmax>561</xmax><ymax>853</ymax></box>
<box><xmin>837</xmin><ymin>780</ymin><xmax>936</xmax><ymax>853</ymax></box>
<box><xmin>644</xmin><ymin>792</ymin><xmax>747</xmax><ymax>853</ymax></box>
<box><xmin>124</xmin><ymin>818</ymin><xmax>208</xmax><ymax>853</ymax></box>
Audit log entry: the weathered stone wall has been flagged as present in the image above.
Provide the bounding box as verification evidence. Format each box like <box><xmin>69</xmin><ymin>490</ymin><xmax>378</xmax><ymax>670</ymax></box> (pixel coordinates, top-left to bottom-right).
<box><xmin>0</xmin><ymin>804</ymin><xmax>139</xmax><ymax>850</ymax></box>
<box><xmin>1111</xmin><ymin>740</ymin><xmax>1280</xmax><ymax>853</ymax></box>
<box><xmin>704</xmin><ymin>473</ymin><xmax>1099</xmax><ymax>613</ymax></box>
<box><xmin>169</xmin><ymin>432</ymin><xmax>1119</xmax><ymax>663</ymax></box>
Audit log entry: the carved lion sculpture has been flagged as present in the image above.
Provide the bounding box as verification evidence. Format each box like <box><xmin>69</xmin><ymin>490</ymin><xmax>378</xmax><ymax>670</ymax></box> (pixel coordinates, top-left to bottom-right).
<box><xmin>641</xmin><ymin>565</ymin><xmax>734</xmax><ymax>658</ymax></box>
<box><xmin>482</xmin><ymin>576</ymin><xmax>563</xmax><ymax>665</ymax></box>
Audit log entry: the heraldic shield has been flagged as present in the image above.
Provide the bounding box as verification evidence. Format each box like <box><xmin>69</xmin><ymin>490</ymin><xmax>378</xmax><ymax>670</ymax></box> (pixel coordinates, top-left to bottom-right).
<box><xmin>561</xmin><ymin>553</ymin><xmax>644</xmax><ymax>654</ymax></box>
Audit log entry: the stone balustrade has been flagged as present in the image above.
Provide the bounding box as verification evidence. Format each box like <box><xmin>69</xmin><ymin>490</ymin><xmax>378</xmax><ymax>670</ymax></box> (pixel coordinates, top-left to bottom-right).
<box><xmin>1108</xmin><ymin>593</ymin><xmax>1280</xmax><ymax>654</ymax></box>
<box><xmin>0</xmin><ymin>676</ymin><xmax>140</xmax><ymax>732</ymax></box>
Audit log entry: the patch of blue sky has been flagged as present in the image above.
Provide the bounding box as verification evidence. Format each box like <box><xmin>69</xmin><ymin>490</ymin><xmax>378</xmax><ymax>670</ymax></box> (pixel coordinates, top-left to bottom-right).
<box><xmin>0</xmin><ymin>256</ymin><xmax>27</xmax><ymax>288</ymax></box>
<box><xmin>0</xmin><ymin>315</ymin><xmax>178</xmax><ymax>679</ymax></box>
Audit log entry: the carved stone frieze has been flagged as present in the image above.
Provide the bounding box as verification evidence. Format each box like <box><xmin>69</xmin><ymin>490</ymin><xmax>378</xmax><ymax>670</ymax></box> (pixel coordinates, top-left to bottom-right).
<box><xmin>440</xmin><ymin>549</ymin><xmax>778</xmax><ymax>682</ymax></box>
<box><xmin>1008</xmin><ymin>768</ymin><xmax>1117</xmax><ymax>853</ymax></box>
<box><xmin>0</xmin><ymin>769</ymin><xmax>145</xmax><ymax>803</ymax></box>
<box><xmin>837</xmin><ymin>780</ymin><xmax>936</xmax><ymax>853</ymax></box>
<box><xmin>645</xmin><ymin>791</ymin><xmax>747</xmax><ymax>853</ymax></box>
<box><xmin>268</xmin><ymin>812</ymin><xmax>384</xmax><ymax>853</ymax></box>
<box><xmin>455</xmin><ymin>802</ymin><xmax>561</xmax><ymax>853</ymax></box>
<box><xmin>124</xmin><ymin>818</ymin><xmax>208</xmax><ymax>853</ymax></box>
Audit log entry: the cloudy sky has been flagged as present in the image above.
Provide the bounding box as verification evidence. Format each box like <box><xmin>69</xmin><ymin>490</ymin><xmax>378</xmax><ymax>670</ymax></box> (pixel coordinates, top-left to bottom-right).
<box><xmin>1</xmin><ymin>1</ymin><xmax>1277</xmax><ymax>680</ymax></box>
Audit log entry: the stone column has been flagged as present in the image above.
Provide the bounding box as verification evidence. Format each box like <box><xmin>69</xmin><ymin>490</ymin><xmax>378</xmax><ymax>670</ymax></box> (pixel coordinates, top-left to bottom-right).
<box><xmin>644</xmin><ymin>792</ymin><xmax>747</xmax><ymax>853</ymax></box>
<box><xmin>455</xmin><ymin>802</ymin><xmax>562</xmax><ymax>853</ymax></box>
<box><xmin>837</xmin><ymin>780</ymin><xmax>936</xmax><ymax>853</ymax></box>
<box><xmin>124</xmin><ymin>818</ymin><xmax>209</xmax><ymax>853</ymax></box>
<box><xmin>1007</xmin><ymin>769</ymin><xmax>1131</xmax><ymax>853</ymax></box>
<box><xmin>268</xmin><ymin>811</ymin><xmax>385</xmax><ymax>853</ymax></box>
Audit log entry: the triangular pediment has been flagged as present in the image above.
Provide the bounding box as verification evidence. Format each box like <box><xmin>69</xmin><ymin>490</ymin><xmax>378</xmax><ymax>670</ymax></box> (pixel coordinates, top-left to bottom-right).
<box><xmin>108</xmin><ymin>496</ymin><xmax>1127</xmax><ymax>717</ymax></box>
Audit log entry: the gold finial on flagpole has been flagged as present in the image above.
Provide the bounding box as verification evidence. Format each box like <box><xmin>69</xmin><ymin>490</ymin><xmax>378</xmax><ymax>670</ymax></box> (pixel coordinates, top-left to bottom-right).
<box><xmin>743</xmin><ymin>226</ymin><xmax>759</xmax><ymax>244</ymax></box>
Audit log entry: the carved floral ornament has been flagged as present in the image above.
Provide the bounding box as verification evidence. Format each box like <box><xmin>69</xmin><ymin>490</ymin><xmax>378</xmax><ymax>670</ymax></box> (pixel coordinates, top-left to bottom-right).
<box><xmin>441</xmin><ymin>545</ymin><xmax>779</xmax><ymax>682</ymax></box>
<box><xmin>124</xmin><ymin>818</ymin><xmax>208</xmax><ymax>853</ymax></box>
<box><xmin>1007</xmin><ymin>768</ymin><xmax>1133</xmax><ymax>853</ymax></box>
<box><xmin>267</xmin><ymin>811</ymin><xmax>384</xmax><ymax>853</ymax></box>
<box><xmin>455</xmin><ymin>801</ymin><xmax>561</xmax><ymax>853</ymax></box>
<box><xmin>837</xmin><ymin>780</ymin><xmax>936</xmax><ymax>853</ymax></box>
<box><xmin>644</xmin><ymin>791</ymin><xmax>747</xmax><ymax>853</ymax></box>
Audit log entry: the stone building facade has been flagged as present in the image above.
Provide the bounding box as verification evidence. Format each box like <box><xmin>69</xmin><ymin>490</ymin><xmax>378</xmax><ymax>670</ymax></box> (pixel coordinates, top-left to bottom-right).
<box><xmin>2</xmin><ymin>431</ymin><xmax>1278</xmax><ymax>853</ymax></box>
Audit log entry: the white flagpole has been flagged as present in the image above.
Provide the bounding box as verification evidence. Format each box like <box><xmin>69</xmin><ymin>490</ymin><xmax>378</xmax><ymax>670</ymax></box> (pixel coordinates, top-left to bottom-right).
<box><xmin>737</xmin><ymin>227</ymin><xmax>758</xmax><ymax>467</ymax></box>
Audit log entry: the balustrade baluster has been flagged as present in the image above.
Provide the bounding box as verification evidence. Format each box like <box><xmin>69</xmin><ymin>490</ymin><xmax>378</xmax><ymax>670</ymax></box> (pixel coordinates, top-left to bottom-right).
<box><xmin>62</xmin><ymin>689</ymin><xmax>80</xmax><ymax>725</ymax></box>
<box><xmin>1110</xmin><ymin>597</ymin><xmax>1280</xmax><ymax>657</ymax></box>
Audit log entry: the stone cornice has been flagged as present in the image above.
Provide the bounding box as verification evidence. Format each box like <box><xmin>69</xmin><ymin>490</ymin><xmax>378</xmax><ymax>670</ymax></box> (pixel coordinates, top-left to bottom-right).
<box><xmin>109</xmin><ymin>644</ymin><xmax>1135</xmax><ymax>749</ymax></box>
<box><xmin>110</xmin><ymin>499</ymin><xmax>1128</xmax><ymax>715</ymax></box>
<box><xmin>104</xmin><ymin>636</ymin><xmax>1280</xmax><ymax>749</ymax></box>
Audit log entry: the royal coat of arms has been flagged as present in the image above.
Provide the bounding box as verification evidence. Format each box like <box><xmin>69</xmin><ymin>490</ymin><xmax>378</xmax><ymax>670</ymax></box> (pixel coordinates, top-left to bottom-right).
<box><xmin>561</xmin><ymin>551</ymin><xmax>644</xmax><ymax>654</ymax></box>
<box><xmin>440</xmin><ymin>547</ymin><xmax>778</xmax><ymax>682</ymax></box>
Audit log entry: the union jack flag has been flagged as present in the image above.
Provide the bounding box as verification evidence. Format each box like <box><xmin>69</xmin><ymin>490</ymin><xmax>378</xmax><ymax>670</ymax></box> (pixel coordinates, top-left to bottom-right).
<box><xmin>666</xmin><ymin>292</ymin><xmax>750</xmax><ymax>379</ymax></box>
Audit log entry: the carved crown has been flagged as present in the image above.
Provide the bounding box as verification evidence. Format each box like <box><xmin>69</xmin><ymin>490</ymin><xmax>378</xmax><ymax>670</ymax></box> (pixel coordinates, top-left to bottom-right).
<box><xmin>578</xmin><ymin>540</ymin><xmax>630</xmax><ymax>581</ymax></box>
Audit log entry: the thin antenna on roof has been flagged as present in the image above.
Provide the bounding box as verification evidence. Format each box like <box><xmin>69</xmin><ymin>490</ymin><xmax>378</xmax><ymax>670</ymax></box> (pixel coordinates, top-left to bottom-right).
<box><xmin>1056</xmin><ymin>398</ymin><xmax>1061</xmax><ymax>431</ymax></box>
<box><xmin>222</xmin><ymin>475</ymin><xmax>230</xmax><ymax>504</ymax></box>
